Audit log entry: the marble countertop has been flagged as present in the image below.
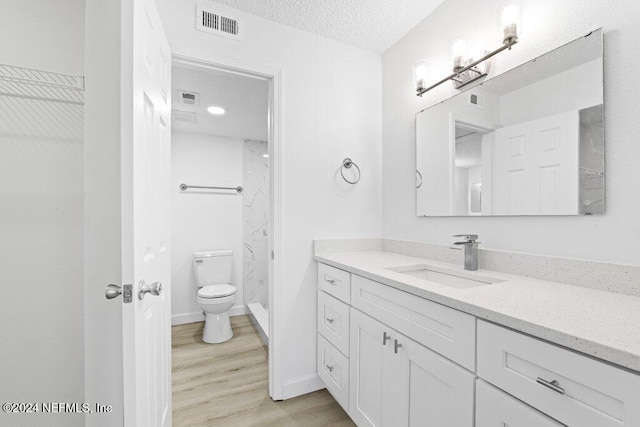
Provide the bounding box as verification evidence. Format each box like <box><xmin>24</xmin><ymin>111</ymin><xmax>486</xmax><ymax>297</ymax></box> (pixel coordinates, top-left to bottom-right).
<box><xmin>315</xmin><ymin>250</ymin><xmax>640</xmax><ymax>373</ymax></box>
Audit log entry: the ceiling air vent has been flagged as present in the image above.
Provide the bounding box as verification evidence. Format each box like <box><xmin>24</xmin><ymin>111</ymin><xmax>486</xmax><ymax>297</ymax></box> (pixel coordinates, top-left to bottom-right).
<box><xmin>177</xmin><ymin>90</ymin><xmax>200</xmax><ymax>106</ymax></box>
<box><xmin>196</xmin><ymin>5</ymin><xmax>242</xmax><ymax>40</ymax></box>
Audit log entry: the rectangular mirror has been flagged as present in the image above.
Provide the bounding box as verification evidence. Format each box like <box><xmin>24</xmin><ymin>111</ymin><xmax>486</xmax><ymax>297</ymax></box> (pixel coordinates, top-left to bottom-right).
<box><xmin>416</xmin><ymin>29</ymin><xmax>603</xmax><ymax>216</ymax></box>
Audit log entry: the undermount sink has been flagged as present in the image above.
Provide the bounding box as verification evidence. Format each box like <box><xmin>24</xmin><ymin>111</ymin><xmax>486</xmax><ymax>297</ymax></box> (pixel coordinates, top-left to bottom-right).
<box><xmin>386</xmin><ymin>264</ymin><xmax>505</xmax><ymax>289</ymax></box>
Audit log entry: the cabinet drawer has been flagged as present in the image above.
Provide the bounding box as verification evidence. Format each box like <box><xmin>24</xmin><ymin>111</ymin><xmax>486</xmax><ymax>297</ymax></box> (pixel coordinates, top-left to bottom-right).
<box><xmin>317</xmin><ymin>290</ymin><xmax>350</xmax><ymax>356</ymax></box>
<box><xmin>317</xmin><ymin>333</ymin><xmax>349</xmax><ymax>411</ymax></box>
<box><xmin>351</xmin><ymin>275</ymin><xmax>476</xmax><ymax>371</ymax></box>
<box><xmin>476</xmin><ymin>380</ymin><xmax>562</xmax><ymax>427</ymax></box>
<box><xmin>318</xmin><ymin>263</ymin><xmax>351</xmax><ymax>303</ymax></box>
<box><xmin>477</xmin><ymin>321</ymin><xmax>640</xmax><ymax>427</ymax></box>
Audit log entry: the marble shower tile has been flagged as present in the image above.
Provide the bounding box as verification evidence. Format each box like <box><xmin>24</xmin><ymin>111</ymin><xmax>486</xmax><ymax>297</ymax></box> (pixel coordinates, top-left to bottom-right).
<box><xmin>243</xmin><ymin>140</ymin><xmax>269</xmax><ymax>308</ymax></box>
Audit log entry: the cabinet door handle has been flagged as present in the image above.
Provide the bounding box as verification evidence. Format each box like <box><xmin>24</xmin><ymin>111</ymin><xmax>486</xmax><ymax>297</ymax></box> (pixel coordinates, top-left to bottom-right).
<box><xmin>326</xmin><ymin>317</ymin><xmax>335</xmax><ymax>324</ymax></box>
<box><xmin>536</xmin><ymin>377</ymin><xmax>565</xmax><ymax>395</ymax></box>
<box><xmin>326</xmin><ymin>365</ymin><xmax>334</xmax><ymax>373</ymax></box>
<box><xmin>394</xmin><ymin>339</ymin><xmax>403</xmax><ymax>354</ymax></box>
<box><xmin>382</xmin><ymin>332</ymin><xmax>391</xmax><ymax>345</ymax></box>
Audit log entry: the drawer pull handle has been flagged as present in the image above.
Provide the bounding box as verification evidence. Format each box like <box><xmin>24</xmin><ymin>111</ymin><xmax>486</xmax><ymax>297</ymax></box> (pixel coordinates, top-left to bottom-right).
<box><xmin>326</xmin><ymin>278</ymin><xmax>337</xmax><ymax>285</ymax></box>
<box><xmin>382</xmin><ymin>332</ymin><xmax>391</xmax><ymax>345</ymax></box>
<box><xmin>394</xmin><ymin>339</ymin><xmax>403</xmax><ymax>354</ymax></box>
<box><xmin>536</xmin><ymin>377</ymin><xmax>565</xmax><ymax>395</ymax></box>
<box><xmin>326</xmin><ymin>318</ymin><xmax>335</xmax><ymax>324</ymax></box>
<box><xmin>326</xmin><ymin>365</ymin><xmax>334</xmax><ymax>373</ymax></box>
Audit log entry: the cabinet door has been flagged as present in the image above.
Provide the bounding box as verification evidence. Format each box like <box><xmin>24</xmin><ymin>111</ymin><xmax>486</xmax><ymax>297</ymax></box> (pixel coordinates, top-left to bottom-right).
<box><xmin>349</xmin><ymin>308</ymin><xmax>394</xmax><ymax>427</ymax></box>
<box><xmin>392</xmin><ymin>331</ymin><xmax>476</xmax><ymax>427</ymax></box>
<box><xmin>476</xmin><ymin>380</ymin><xmax>563</xmax><ymax>427</ymax></box>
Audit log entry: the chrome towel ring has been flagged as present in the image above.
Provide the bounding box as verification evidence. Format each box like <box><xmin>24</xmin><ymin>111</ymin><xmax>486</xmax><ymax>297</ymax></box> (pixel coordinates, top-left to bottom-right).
<box><xmin>341</xmin><ymin>158</ymin><xmax>361</xmax><ymax>184</ymax></box>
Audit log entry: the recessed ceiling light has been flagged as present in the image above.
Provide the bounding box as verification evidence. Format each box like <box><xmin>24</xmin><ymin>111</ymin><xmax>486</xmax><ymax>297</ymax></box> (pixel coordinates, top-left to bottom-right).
<box><xmin>207</xmin><ymin>105</ymin><xmax>225</xmax><ymax>115</ymax></box>
<box><xmin>262</xmin><ymin>154</ymin><xmax>269</xmax><ymax>158</ymax></box>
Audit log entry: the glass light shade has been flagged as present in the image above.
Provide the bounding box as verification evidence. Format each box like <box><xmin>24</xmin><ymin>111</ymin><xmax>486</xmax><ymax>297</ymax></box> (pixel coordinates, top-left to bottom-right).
<box><xmin>414</xmin><ymin>60</ymin><xmax>429</xmax><ymax>92</ymax></box>
<box><xmin>467</xmin><ymin>43</ymin><xmax>489</xmax><ymax>74</ymax></box>
<box><xmin>448</xmin><ymin>35</ymin><xmax>469</xmax><ymax>71</ymax></box>
<box><xmin>496</xmin><ymin>0</ymin><xmax>522</xmax><ymax>44</ymax></box>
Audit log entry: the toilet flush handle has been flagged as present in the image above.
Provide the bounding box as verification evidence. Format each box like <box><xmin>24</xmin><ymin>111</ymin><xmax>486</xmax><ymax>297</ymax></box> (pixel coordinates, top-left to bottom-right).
<box><xmin>138</xmin><ymin>279</ymin><xmax>163</xmax><ymax>300</ymax></box>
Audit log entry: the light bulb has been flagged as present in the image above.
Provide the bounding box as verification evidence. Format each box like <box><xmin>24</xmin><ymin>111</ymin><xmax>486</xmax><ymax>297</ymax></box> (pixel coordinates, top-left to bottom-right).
<box><xmin>451</xmin><ymin>39</ymin><xmax>468</xmax><ymax>57</ymax></box>
<box><xmin>500</xmin><ymin>4</ymin><xmax>519</xmax><ymax>26</ymax></box>
<box><xmin>415</xmin><ymin>64</ymin><xmax>428</xmax><ymax>80</ymax></box>
<box><xmin>497</xmin><ymin>1</ymin><xmax>521</xmax><ymax>45</ymax></box>
<box><xmin>448</xmin><ymin>35</ymin><xmax>470</xmax><ymax>72</ymax></box>
<box><xmin>414</xmin><ymin>61</ymin><xmax>429</xmax><ymax>92</ymax></box>
<box><xmin>207</xmin><ymin>105</ymin><xmax>225</xmax><ymax>115</ymax></box>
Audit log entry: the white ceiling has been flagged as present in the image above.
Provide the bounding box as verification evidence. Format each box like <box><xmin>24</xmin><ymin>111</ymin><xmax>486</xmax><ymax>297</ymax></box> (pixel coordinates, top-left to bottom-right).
<box><xmin>171</xmin><ymin>64</ymin><xmax>269</xmax><ymax>141</ymax></box>
<box><xmin>211</xmin><ymin>0</ymin><xmax>446</xmax><ymax>53</ymax></box>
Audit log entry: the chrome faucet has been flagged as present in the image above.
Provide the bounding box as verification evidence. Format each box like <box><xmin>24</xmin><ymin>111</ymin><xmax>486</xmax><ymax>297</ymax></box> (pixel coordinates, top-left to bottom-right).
<box><xmin>452</xmin><ymin>234</ymin><xmax>480</xmax><ymax>271</ymax></box>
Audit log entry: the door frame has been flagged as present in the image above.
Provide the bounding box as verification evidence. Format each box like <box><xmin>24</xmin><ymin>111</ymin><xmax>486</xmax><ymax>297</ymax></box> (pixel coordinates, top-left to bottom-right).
<box><xmin>170</xmin><ymin>45</ymin><xmax>285</xmax><ymax>400</ymax></box>
<box><xmin>449</xmin><ymin>115</ymin><xmax>494</xmax><ymax>215</ymax></box>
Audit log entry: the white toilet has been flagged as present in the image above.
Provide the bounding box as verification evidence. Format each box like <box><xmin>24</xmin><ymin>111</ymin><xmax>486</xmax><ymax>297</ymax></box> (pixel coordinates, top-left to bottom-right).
<box><xmin>193</xmin><ymin>250</ymin><xmax>237</xmax><ymax>343</ymax></box>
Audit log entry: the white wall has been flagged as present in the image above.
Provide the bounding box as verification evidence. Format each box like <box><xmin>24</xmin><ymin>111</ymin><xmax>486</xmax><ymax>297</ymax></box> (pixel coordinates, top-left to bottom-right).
<box><xmin>0</xmin><ymin>1</ymin><xmax>85</xmax><ymax>426</ymax></box>
<box><xmin>500</xmin><ymin>58</ymin><xmax>603</xmax><ymax>126</ymax></box>
<box><xmin>382</xmin><ymin>0</ymin><xmax>640</xmax><ymax>265</ymax></box>
<box><xmin>171</xmin><ymin>132</ymin><xmax>245</xmax><ymax>324</ymax></box>
<box><xmin>157</xmin><ymin>0</ymin><xmax>382</xmax><ymax>397</ymax></box>
<box><xmin>0</xmin><ymin>0</ymin><xmax>85</xmax><ymax>75</ymax></box>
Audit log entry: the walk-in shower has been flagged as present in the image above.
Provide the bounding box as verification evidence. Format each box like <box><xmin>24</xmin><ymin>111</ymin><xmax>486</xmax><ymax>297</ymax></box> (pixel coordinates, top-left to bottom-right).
<box><xmin>243</xmin><ymin>139</ymin><xmax>270</xmax><ymax>344</ymax></box>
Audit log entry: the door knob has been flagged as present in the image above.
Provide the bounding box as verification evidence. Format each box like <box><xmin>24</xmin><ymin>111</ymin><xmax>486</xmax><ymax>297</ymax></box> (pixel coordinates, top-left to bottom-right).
<box><xmin>105</xmin><ymin>284</ymin><xmax>133</xmax><ymax>303</ymax></box>
<box><xmin>105</xmin><ymin>284</ymin><xmax>122</xmax><ymax>299</ymax></box>
<box><xmin>138</xmin><ymin>280</ymin><xmax>163</xmax><ymax>300</ymax></box>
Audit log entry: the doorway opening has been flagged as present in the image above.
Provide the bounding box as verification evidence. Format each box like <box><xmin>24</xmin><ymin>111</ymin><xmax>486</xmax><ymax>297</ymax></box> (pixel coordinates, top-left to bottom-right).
<box><xmin>169</xmin><ymin>57</ymin><xmax>278</xmax><ymax>420</ymax></box>
<box><xmin>452</xmin><ymin>120</ymin><xmax>493</xmax><ymax>216</ymax></box>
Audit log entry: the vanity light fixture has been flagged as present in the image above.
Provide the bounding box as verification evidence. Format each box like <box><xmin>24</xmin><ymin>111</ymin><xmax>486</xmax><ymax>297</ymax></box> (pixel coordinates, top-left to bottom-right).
<box><xmin>415</xmin><ymin>0</ymin><xmax>521</xmax><ymax>96</ymax></box>
<box><xmin>207</xmin><ymin>105</ymin><xmax>226</xmax><ymax>115</ymax></box>
<box><xmin>413</xmin><ymin>60</ymin><xmax>430</xmax><ymax>93</ymax></box>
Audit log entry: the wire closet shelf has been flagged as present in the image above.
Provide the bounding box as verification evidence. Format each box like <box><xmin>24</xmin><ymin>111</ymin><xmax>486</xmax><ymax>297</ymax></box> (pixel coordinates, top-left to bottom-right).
<box><xmin>0</xmin><ymin>63</ymin><xmax>85</xmax><ymax>141</ymax></box>
<box><xmin>0</xmin><ymin>64</ymin><xmax>84</xmax><ymax>105</ymax></box>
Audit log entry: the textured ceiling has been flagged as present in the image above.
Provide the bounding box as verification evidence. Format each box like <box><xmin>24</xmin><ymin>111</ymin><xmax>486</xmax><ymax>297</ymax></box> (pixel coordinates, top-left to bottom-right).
<box><xmin>211</xmin><ymin>0</ymin><xmax>446</xmax><ymax>53</ymax></box>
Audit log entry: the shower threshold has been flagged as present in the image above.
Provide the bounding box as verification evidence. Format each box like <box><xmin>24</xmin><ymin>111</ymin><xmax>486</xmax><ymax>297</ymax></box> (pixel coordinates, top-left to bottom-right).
<box><xmin>247</xmin><ymin>302</ymin><xmax>269</xmax><ymax>346</ymax></box>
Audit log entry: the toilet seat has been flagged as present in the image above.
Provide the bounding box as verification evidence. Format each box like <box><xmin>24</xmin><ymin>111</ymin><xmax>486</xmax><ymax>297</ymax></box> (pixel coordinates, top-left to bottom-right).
<box><xmin>198</xmin><ymin>284</ymin><xmax>237</xmax><ymax>299</ymax></box>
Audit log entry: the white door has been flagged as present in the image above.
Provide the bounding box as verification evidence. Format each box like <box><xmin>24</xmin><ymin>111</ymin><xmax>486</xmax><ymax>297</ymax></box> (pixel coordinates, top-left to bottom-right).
<box><xmin>476</xmin><ymin>380</ymin><xmax>563</xmax><ymax>427</ymax></box>
<box><xmin>392</xmin><ymin>331</ymin><xmax>475</xmax><ymax>427</ymax></box>
<box><xmin>349</xmin><ymin>309</ymin><xmax>394</xmax><ymax>427</ymax></box>
<box><xmin>84</xmin><ymin>0</ymin><xmax>172</xmax><ymax>425</ymax></box>
<box><xmin>125</xmin><ymin>0</ymin><xmax>172</xmax><ymax>425</ymax></box>
<box><xmin>493</xmin><ymin>110</ymin><xmax>579</xmax><ymax>215</ymax></box>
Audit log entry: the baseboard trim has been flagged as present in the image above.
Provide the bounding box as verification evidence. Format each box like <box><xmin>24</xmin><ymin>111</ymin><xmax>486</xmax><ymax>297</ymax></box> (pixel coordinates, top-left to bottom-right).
<box><xmin>171</xmin><ymin>304</ymin><xmax>248</xmax><ymax>325</ymax></box>
<box><xmin>282</xmin><ymin>374</ymin><xmax>325</xmax><ymax>400</ymax></box>
<box><xmin>171</xmin><ymin>312</ymin><xmax>204</xmax><ymax>325</ymax></box>
<box><xmin>229</xmin><ymin>305</ymin><xmax>249</xmax><ymax>317</ymax></box>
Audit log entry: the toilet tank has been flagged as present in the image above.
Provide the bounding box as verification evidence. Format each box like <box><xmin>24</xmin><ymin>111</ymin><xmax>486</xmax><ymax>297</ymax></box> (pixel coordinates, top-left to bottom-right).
<box><xmin>193</xmin><ymin>250</ymin><xmax>233</xmax><ymax>287</ymax></box>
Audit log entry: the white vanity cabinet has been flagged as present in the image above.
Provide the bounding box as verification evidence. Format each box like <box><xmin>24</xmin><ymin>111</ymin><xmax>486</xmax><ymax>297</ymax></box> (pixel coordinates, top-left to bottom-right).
<box><xmin>316</xmin><ymin>261</ymin><xmax>640</xmax><ymax>427</ymax></box>
<box><xmin>477</xmin><ymin>320</ymin><xmax>640</xmax><ymax>427</ymax></box>
<box><xmin>316</xmin><ymin>263</ymin><xmax>352</xmax><ymax>411</ymax></box>
<box><xmin>349</xmin><ymin>309</ymin><xmax>475</xmax><ymax>427</ymax></box>
<box><xmin>317</xmin><ymin>263</ymin><xmax>476</xmax><ymax>427</ymax></box>
<box><xmin>476</xmin><ymin>380</ymin><xmax>563</xmax><ymax>427</ymax></box>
